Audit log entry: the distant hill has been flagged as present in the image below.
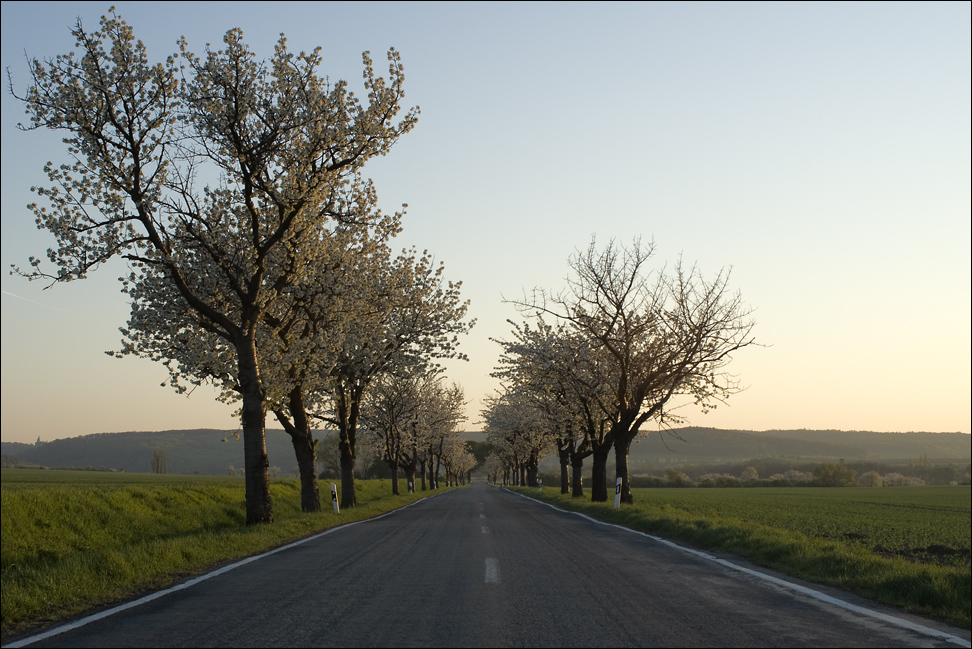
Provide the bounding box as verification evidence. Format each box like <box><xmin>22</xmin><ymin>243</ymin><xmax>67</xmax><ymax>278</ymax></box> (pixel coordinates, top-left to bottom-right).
<box><xmin>2</xmin><ymin>427</ymin><xmax>968</xmax><ymax>476</ymax></box>
<box><xmin>1</xmin><ymin>429</ymin><xmax>313</xmax><ymax>476</ymax></box>
<box><xmin>627</xmin><ymin>427</ymin><xmax>970</xmax><ymax>469</ymax></box>
<box><xmin>745</xmin><ymin>429</ymin><xmax>970</xmax><ymax>459</ymax></box>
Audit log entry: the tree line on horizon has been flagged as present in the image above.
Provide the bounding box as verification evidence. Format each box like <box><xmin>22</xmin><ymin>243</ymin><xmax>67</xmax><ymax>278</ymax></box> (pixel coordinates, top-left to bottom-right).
<box><xmin>4</xmin><ymin>426</ymin><xmax>967</xmax><ymax>483</ymax></box>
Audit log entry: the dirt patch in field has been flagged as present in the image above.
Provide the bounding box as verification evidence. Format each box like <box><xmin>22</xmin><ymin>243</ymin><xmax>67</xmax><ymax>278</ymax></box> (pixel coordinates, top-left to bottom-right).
<box><xmin>870</xmin><ymin>542</ymin><xmax>971</xmax><ymax>567</ymax></box>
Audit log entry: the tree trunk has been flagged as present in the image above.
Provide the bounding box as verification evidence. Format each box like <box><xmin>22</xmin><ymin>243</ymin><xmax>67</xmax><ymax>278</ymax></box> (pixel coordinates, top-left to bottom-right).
<box><xmin>339</xmin><ymin>432</ymin><xmax>356</xmax><ymax>508</ymax></box>
<box><xmin>419</xmin><ymin>457</ymin><xmax>428</xmax><ymax>491</ymax></box>
<box><xmin>571</xmin><ymin>456</ymin><xmax>585</xmax><ymax>497</ymax></box>
<box><xmin>273</xmin><ymin>388</ymin><xmax>321</xmax><ymax>513</ymax></box>
<box><xmin>237</xmin><ymin>336</ymin><xmax>273</xmax><ymax>524</ymax></box>
<box><xmin>433</xmin><ymin>447</ymin><xmax>442</xmax><ymax>489</ymax></box>
<box><xmin>568</xmin><ymin>440</ymin><xmax>592</xmax><ymax>498</ymax></box>
<box><xmin>526</xmin><ymin>451</ymin><xmax>539</xmax><ymax>487</ymax></box>
<box><xmin>293</xmin><ymin>434</ymin><xmax>320</xmax><ymax>512</ymax></box>
<box><xmin>388</xmin><ymin>458</ymin><xmax>400</xmax><ymax>495</ymax></box>
<box><xmin>557</xmin><ymin>441</ymin><xmax>570</xmax><ymax>494</ymax></box>
<box><xmin>336</xmin><ymin>382</ymin><xmax>360</xmax><ymax>508</ymax></box>
<box><xmin>613</xmin><ymin>402</ymin><xmax>663</xmax><ymax>505</ymax></box>
<box><xmin>614</xmin><ymin>436</ymin><xmax>633</xmax><ymax>504</ymax></box>
<box><xmin>590</xmin><ymin>449</ymin><xmax>609</xmax><ymax>502</ymax></box>
<box><xmin>276</xmin><ymin>421</ymin><xmax>320</xmax><ymax>513</ymax></box>
<box><xmin>402</xmin><ymin>452</ymin><xmax>418</xmax><ymax>493</ymax></box>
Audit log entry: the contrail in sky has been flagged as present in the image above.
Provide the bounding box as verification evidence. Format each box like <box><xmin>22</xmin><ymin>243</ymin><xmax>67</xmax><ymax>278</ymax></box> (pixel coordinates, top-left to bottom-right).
<box><xmin>2</xmin><ymin>289</ymin><xmax>119</xmax><ymax>325</ymax></box>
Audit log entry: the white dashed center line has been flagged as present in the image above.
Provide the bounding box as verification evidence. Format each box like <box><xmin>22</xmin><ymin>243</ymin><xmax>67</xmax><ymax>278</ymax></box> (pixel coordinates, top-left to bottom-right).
<box><xmin>484</xmin><ymin>558</ymin><xmax>500</xmax><ymax>583</ymax></box>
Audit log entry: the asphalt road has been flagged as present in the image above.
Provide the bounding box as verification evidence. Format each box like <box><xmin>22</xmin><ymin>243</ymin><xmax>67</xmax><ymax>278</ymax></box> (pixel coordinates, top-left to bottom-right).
<box><xmin>8</xmin><ymin>482</ymin><xmax>971</xmax><ymax>648</ymax></box>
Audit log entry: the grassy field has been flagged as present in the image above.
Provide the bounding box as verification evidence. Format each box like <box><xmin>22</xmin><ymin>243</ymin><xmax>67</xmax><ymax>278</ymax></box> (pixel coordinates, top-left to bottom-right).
<box><xmin>511</xmin><ymin>484</ymin><xmax>970</xmax><ymax>629</ymax></box>
<box><xmin>1</xmin><ymin>468</ymin><xmax>450</xmax><ymax>638</ymax></box>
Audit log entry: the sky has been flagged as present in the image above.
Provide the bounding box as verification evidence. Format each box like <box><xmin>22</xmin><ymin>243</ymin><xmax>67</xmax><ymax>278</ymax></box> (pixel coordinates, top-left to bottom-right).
<box><xmin>2</xmin><ymin>1</ymin><xmax>970</xmax><ymax>445</ymax></box>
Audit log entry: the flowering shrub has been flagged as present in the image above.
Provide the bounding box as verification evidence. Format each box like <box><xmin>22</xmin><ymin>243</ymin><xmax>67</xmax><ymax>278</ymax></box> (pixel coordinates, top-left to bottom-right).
<box><xmin>882</xmin><ymin>473</ymin><xmax>926</xmax><ymax>486</ymax></box>
<box><xmin>698</xmin><ymin>473</ymin><xmax>742</xmax><ymax>487</ymax></box>
<box><xmin>768</xmin><ymin>470</ymin><xmax>814</xmax><ymax>484</ymax></box>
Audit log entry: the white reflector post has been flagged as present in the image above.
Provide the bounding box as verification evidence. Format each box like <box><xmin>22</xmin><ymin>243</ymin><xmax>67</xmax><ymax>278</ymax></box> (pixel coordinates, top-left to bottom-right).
<box><xmin>330</xmin><ymin>483</ymin><xmax>340</xmax><ymax>514</ymax></box>
<box><xmin>614</xmin><ymin>477</ymin><xmax>623</xmax><ymax>508</ymax></box>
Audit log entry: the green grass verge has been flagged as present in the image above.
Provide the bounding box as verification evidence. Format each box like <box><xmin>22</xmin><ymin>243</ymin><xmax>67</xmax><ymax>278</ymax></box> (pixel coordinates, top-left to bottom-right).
<box><xmin>1</xmin><ymin>469</ymin><xmax>453</xmax><ymax>637</ymax></box>
<box><xmin>509</xmin><ymin>485</ymin><xmax>970</xmax><ymax>629</ymax></box>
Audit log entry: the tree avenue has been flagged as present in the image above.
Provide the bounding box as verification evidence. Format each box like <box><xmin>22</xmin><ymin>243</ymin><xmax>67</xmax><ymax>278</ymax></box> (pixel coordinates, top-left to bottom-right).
<box><xmin>496</xmin><ymin>238</ymin><xmax>756</xmax><ymax>503</ymax></box>
<box><xmin>118</xmin><ymin>218</ymin><xmax>400</xmax><ymax>513</ymax></box>
<box><xmin>492</xmin><ymin>319</ymin><xmax>597</xmax><ymax>496</ymax></box>
<box><xmin>11</xmin><ymin>11</ymin><xmax>422</xmax><ymax>523</ymax></box>
<box><xmin>316</xmin><ymin>249</ymin><xmax>472</xmax><ymax>508</ymax></box>
<box><xmin>362</xmin><ymin>372</ymin><xmax>467</xmax><ymax>496</ymax></box>
<box><xmin>483</xmin><ymin>389</ymin><xmax>546</xmax><ymax>487</ymax></box>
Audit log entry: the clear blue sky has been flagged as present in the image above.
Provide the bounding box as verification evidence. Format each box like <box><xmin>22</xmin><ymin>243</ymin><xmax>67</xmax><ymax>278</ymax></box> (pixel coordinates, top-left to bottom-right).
<box><xmin>2</xmin><ymin>1</ymin><xmax>969</xmax><ymax>444</ymax></box>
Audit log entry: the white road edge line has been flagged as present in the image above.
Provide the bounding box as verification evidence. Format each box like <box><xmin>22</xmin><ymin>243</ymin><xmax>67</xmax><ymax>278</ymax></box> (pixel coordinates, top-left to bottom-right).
<box><xmin>3</xmin><ymin>497</ymin><xmax>435</xmax><ymax>648</ymax></box>
<box><xmin>507</xmin><ymin>489</ymin><xmax>971</xmax><ymax>648</ymax></box>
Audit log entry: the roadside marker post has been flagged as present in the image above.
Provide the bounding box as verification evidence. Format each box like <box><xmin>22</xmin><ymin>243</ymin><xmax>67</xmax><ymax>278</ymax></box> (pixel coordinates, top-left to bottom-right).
<box><xmin>538</xmin><ymin>477</ymin><xmax>542</xmax><ymax>493</ymax></box>
<box><xmin>330</xmin><ymin>483</ymin><xmax>340</xmax><ymax>514</ymax></box>
<box><xmin>614</xmin><ymin>477</ymin><xmax>623</xmax><ymax>508</ymax></box>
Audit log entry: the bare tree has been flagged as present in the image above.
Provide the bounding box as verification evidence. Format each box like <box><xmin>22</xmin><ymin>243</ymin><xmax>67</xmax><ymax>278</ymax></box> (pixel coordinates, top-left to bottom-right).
<box><xmin>513</xmin><ymin>238</ymin><xmax>756</xmax><ymax>502</ymax></box>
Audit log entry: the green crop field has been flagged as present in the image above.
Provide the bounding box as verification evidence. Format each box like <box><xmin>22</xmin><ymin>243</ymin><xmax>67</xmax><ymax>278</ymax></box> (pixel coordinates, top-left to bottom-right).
<box><xmin>513</xmin><ymin>485</ymin><xmax>971</xmax><ymax>628</ymax></box>
<box><xmin>0</xmin><ymin>468</ymin><xmax>450</xmax><ymax>638</ymax></box>
<box><xmin>631</xmin><ymin>486</ymin><xmax>970</xmax><ymax>567</ymax></box>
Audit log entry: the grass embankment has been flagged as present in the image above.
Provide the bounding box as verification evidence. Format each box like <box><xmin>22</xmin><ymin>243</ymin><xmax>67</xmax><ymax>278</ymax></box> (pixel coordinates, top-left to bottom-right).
<box><xmin>511</xmin><ymin>485</ymin><xmax>971</xmax><ymax>629</ymax></box>
<box><xmin>1</xmin><ymin>469</ymin><xmax>447</xmax><ymax>637</ymax></box>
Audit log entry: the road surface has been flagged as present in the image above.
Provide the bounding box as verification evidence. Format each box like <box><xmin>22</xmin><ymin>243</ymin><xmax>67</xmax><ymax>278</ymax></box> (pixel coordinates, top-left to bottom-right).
<box><xmin>7</xmin><ymin>482</ymin><xmax>970</xmax><ymax>647</ymax></box>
